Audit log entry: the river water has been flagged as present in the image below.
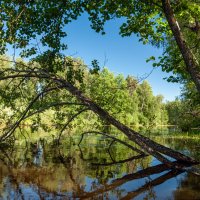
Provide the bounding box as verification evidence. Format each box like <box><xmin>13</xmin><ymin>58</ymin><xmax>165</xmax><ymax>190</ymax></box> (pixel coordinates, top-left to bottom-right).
<box><xmin>0</xmin><ymin>132</ymin><xmax>200</xmax><ymax>199</ymax></box>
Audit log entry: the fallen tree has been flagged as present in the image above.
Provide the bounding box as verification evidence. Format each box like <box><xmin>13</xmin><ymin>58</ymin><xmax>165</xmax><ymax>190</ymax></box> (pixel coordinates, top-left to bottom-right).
<box><xmin>0</xmin><ymin>67</ymin><xmax>198</xmax><ymax>169</ymax></box>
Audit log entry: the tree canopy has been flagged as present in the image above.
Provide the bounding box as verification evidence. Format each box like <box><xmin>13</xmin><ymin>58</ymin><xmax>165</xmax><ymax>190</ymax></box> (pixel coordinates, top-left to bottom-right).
<box><xmin>0</xmin><ymin>0</ymin><xmax>199</xmax><ymax>166</ymax></box>
<box><xmin>0</xmin><ymin>0</ymin><xmax>200</xmax><ymax>93</ymax></box>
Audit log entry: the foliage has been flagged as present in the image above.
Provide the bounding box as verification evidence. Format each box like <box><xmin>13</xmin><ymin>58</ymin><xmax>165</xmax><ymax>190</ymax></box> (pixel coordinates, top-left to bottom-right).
<box><xmin>149</xmin><ymin>1</ymin><xmax>200</xmax><ymax>85</ymax></box>
<box><xmin>0</xmin><ymin>56</ymin><xmax>168</xmax><ymax>139</ymax></box>
<box><xmin>166</xmin><ymin>83</ymin><xmax>200</xmax><ymax>131</ymax></box>
<box><xmin>0</xmin><ymin>1</ymin><xmax>199</xmax><ymax>142</ymax></box>
<box><xmin>0</xmin><ymin>1</ymin><xmax>199</xmax><ymax>84</ymax></box>
<box><xmin>81</xmin><ymin>1</ymin><xmax>200</xmax><ymax>90</ymax></box>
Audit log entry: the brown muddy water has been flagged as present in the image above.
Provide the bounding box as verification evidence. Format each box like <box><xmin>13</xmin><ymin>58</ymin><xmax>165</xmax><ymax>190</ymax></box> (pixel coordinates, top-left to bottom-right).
<box><xmin>0</xmin><ymin>133</ymin><xmax>200</xmax><ymax>200</ymax></box>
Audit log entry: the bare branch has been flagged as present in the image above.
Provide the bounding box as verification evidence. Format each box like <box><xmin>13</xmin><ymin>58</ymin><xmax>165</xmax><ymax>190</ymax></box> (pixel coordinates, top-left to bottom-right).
<box><xmin>91</xmin><ymin>154</ymin><xmax>147</xmax><ymax>166</ymax></box>
<box><xmin>57</xmin><ymin>108</ymin><xmax>90</xmax><ymax>143</ymax></box>
<box><xmin>0</xmin><ymin>86</ymin><xmax>65</xmax><ymax>141</ymax></box>
<box><xmin>79</xmin><ymin>131</ymin><xmax>146</xmax><ymax>155</ymax></box>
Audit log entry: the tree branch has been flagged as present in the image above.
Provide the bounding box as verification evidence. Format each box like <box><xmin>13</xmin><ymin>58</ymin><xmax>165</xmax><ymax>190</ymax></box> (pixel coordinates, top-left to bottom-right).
<box><xmin>161</xmin><ymin>0</ymin><xmax>200</xmax><ymax>93</ymax></box>
<box><xmin>24</xmin><ymin>101</ymin><xmax>87</xmax><ymax>119</ymax></box>
<box><xmin>76</xmin><ymin>161</ymin><xmax>183</xmax><ymax>199</ymax></box>
<box><xmin>0</xmin><ymin>60</ymin><xmax>198</xmax><ymax>166</ymax></box>
<box><xmin>57</xmin><ymin>108</ymin><xmax>90</xmax><ymax>143</ymax></box>
<box><xmin>0</xmin><ymin>86</ymin><xmax>64</xmax><ymax>141</ymax></box>
<box><xmin>79</xmin><ymin>131</ymin><xmax>146</xmax><ymax>155</ymax></box>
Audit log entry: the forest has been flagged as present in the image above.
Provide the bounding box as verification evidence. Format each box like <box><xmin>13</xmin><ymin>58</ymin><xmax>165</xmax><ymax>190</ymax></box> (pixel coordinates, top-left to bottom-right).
<box><xmin>0</xmin><ymin>55</ymin><xmax>199</xmax><ymax>134</ymax></box>
<box><xmin>0</xmin><ymin>0</ymin><xmax>200</xmax><ymax>199</ymax></box>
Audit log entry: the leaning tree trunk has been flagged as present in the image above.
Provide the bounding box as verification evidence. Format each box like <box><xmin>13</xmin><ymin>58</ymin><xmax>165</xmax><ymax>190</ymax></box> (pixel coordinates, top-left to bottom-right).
<box><xmin>0</xmin><ymin>71</ymin><xmax>198</xmax><ymax>167</ymax></box>
<box><xmin>162</xmin><ymin>0</ymin><xmax>200</xmax><ymax>94</ymax></box>
<box><xmin>56</xmin><ymin>78</ymin><xmax>198</xmax><ymax>167</ymax></box>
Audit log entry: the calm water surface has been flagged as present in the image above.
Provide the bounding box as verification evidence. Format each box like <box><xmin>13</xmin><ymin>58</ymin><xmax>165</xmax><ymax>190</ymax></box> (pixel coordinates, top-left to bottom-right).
<box><xmin>0</xmin><ymin>132</ymin><xmax>200</xmax><ymax>200</ymax></box>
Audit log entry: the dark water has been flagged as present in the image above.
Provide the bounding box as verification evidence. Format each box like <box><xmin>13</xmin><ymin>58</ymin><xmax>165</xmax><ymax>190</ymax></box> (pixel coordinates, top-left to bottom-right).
<box><xmin>0</xmin><ymin>133</ymin><xmax>200</xmax><ymax>200</ymax></box>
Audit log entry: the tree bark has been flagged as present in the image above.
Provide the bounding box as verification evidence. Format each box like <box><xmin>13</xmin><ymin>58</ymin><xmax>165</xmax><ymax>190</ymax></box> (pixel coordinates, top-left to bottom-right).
<box><xmin>0</xmin><ymin>71</ymin><xmax>198</xmax><ymax>167</ymax></box>
<box><xmin>56</xmin><ymin>78</ymin><xmax>198</xmax><ymax>166</ymax></box>
<box><xmin>161</xmin><ymin>0</ymin><xmax>200</xmax><ymax>94</ymax></box>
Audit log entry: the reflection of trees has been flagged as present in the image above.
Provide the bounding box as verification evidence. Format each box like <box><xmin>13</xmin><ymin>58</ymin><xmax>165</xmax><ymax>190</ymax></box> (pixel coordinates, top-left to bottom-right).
<box><xmin>120</xmin><ymin>170</ymin><xmax>181</xmax><ymax>200</ymax></box>
<box><xmin>1</xmin><ymin>156</ymin><xmax>185</xmax><ymax>199</ymax></box>
<box><xmin>78</xmin><ymin>140</ymin><xmax>146</xmax><ymax>166</ymax></box>
<box><xmin>153</xmin><ymin>136</ymin><xmax>200</xmax><ymax>161</ymax></box>
<box><xmin>75</xmin><ymin>162</ymin><xmax>183</xmax><ymax>199</ymax></box>
<box><xmin>173</xmin><ymin>173</ymin><xmax>200</xmax><ymax>200</ymax></box>
<box><xmin>78</xmin><ymin>131</ymin><xmax>148</xmax><ymax>167</ymax></box>
<box><xmin>0</xmin><ymin>138</ymin><xmax>199</xmax><ymax>199</ymax></box>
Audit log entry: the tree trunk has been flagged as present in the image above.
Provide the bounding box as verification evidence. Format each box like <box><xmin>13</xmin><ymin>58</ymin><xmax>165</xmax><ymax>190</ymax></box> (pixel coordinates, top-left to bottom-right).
<box><xmin>0</xmin><ymin>72</ymin><xmax>198</xmax><ymax>167</ymax></box>
<box><xmin>57</xmin><ymin>78</ymin><xmax>198</xmax><ymax>166</ymax></box>
<box><xmin>161</xmin><ymin>0</ymin><xmax>200</xmax><ymax>94</ymax></box>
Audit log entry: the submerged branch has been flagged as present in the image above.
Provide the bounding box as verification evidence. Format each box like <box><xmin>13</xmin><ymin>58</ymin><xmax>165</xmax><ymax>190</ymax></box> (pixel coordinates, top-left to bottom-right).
<box><xmin>79</xmin><ymin>131</ymin><xmax>146</xmax><ymax>155</ymax></box>
<box><xmin>57</xmin><ymin>108</ymin><xmax>90</xmax><ymax>143</ymax></box>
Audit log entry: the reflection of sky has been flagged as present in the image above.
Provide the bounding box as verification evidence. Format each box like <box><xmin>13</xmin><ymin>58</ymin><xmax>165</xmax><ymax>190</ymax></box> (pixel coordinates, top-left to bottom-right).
<box><xmin>1</xmin><ymin>177</ymin><xmax>13</xmax><ymax>200</ymax></box>
<box><xmin>118</xmin><ymin>170</ymin><xmax>172</xmax><ymax>195</ymax></box>
<box><xmin>0</xmin><ymin>170</ymin><xmax>189</xmax><ymax>199</ymax></box>
<box><xmin>120</xmin><ymin>176</ymin><xmax>147</xmax><ymax>194</ymax></box>
<box><xmin>0</xmin><ymin>136</ymin><xmax>200</xmax><ymax>199</ymax></box>
<box><xmin>20</xmin><ymin>184</ymin><xmax>41</xmax><ymax>200</ymax></box>
<box><xmin>33</xmin><ymin>143</ymin><xmax>43</xmax><ymax>167</ymax></box>
<box><xmin>136</xmin><ymin>173</ymin><xmax>184</xmax><ymax>200</ymax></box>
<box><xmin>85</xmin><ymin>176</ymin><xmax>98</xmax><ymax>192</ymax></box>
<box><xmin>1</xmin><ymin>175</ymin><xmax>70</xmax><ymax>199</ymax></box>
<box><xmin>2</xmin><ymin>177</ymin><xmax>40</xmax><ymax>200</ymax></box>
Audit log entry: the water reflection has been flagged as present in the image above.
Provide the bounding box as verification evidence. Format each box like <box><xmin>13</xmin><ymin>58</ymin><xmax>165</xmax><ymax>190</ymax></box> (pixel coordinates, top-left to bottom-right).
<box><xmin>0</xmin><ymin>134</ymin><xmax>200</xmax><ymax>199</ymax></box>
<box><xmin>31</xmin><ymin>141</ymin><xmax>44</xmax><ymax>167</ymax></box>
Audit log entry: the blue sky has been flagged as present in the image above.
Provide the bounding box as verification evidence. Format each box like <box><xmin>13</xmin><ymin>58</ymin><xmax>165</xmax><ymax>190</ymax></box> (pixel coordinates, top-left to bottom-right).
<box><xmin>63</xmin><ymin>14</ymin><xmax>181</xmax><ymax>101</ymax></box>
<box><xmin>6</xmin><ymin>14</ymin><xmax>181</xmax><ymax>101</ymax></box>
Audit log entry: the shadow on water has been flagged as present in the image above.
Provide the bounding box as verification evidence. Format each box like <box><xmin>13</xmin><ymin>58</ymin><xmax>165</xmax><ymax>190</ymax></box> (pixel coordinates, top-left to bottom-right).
<box><xmin>0</xmin><ymin>133</ymin><xmax>200</xmax><ymax>199</ymax></box>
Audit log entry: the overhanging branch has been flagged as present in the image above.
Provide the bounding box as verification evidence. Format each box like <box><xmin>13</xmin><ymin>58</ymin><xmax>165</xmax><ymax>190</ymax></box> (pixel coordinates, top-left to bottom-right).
<box><xmin>0</xmin><ymin>86</ymin><xmax>65</xmax><ymax>141</ymax></box>
<box><xmin>57</xmin><ymin>108</ymin><xmax>90</xmax><ymax>143</ymax></box>
<box><xmin>0</xmin><ymin>61</ymin><xmax>198</xmax><ymax>167</ymax></box>
<box><xmin>24</xmin><ymin>102</ymin><xmax>87</xmax><ymax>119</ymax></box>
<box><xmin>79</xmin><ymin>131</ymin><xmax>146</xmax><ymax>155</ymax></box>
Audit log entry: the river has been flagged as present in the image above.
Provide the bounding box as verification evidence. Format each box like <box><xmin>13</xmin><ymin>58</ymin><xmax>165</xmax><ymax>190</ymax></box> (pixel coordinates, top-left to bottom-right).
<box><xmin>0</xmin><ymin>130</ymin><xmax>200</xmax><ymax>199</ymax></box>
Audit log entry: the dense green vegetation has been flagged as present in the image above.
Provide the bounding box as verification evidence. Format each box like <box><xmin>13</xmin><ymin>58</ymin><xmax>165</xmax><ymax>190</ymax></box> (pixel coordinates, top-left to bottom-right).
<box><xmin>0</xmin><ymin>2</ymin><xmax>200</xmax><ymax>198</ymax></box>
<box><xmin>0</xmin><ymin>55</ymin><xmax>199</xmax><ymax>140</ymax></box>
<box><xmin>1</xmin><ymin>0</ymin><xmax>199</xmax><ymax>93</ymax></box>
<box><xmin>0</xmin><ymin>56</ymin><xmax>168</xmax><ymax>138</ymax></box>
<box><xmin>0</xmin><ymin>0</ymin><xmax>199</xmax><ymax>168</ymax></box>
<box><xmin>165</xmin><ymin>83</ymin><xmax>200</xmax><ymax>131</ymax></box>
